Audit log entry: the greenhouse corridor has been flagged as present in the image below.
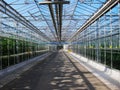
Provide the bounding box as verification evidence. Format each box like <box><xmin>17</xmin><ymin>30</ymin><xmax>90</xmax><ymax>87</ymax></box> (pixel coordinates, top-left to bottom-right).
<box><xmin>0</xmin><ymin>0</ymin><xmax>120</xmax><ymax>90</ymax></box>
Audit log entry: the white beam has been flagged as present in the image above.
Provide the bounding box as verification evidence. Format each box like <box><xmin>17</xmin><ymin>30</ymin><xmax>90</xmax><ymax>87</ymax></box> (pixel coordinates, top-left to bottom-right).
<box><xmin>69</xmin><ymin>0</ymin><xmax>119</xmax><ymax>41</ymax></box>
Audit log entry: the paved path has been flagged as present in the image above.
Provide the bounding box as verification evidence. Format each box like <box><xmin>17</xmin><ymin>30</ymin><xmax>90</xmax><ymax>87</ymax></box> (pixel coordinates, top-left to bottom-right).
<box><xmin>1</xmin><ymin>51</ymin><xmax>110</xmax><ymax>90</ymax></box>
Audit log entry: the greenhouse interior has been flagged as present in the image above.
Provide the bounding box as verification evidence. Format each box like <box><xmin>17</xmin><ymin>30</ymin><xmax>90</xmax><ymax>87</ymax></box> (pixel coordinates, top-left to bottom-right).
<box><xmin>0</xmin><ymin>0</ymin><xmax>120</xmax><ymax>90</ymax></box>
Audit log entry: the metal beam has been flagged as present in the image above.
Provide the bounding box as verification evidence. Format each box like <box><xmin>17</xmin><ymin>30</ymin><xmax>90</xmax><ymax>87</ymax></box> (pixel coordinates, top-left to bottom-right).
<box><xmin>34</xmin><ymin>0</ymin><xmax>57</xmax><ymax>41</ymax></box>
<box><xmin>39</xmin><ymin>0</ymin><xmax>70</xmax><ymax>42</ymax></box>
<box><xmin>58</xmin><ymin>4</ymin><xmax>63</xmax><ymax>41</ymax></box>
<box><xmin>48</xmin><ymin>4</ymin><xmax>59</xmax><ymax>40</ymax></box>
<box><xmin>68</xmin><ymin>0</ymin><xmax>120</xmax><ymax>41</ymax></box>
<box><xmin>39</xmin><ymin>1</ymin><xmax>70</xmax><ymax>5</ymax></box>
<box><xmin>0</xmin><ymin>0</ymin><xmax>50</xmax><ymax>41</ymax></box>
<box><xmin>28</xmin><ymin>11</ymin><xmax>38</xmax><ymax>21</ymax></box>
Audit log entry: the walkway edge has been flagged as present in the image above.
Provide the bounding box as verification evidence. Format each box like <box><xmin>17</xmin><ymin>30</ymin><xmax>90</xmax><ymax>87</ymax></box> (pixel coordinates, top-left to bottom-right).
<box><xmin>65</xmin><ymin>51</ymin><xmax>120</xmax><ymax>90</ymax></box>
<box><xmin>0</xmin><ymin>52</ymin><xmax>52</xmax><ymax>88</ymax></box>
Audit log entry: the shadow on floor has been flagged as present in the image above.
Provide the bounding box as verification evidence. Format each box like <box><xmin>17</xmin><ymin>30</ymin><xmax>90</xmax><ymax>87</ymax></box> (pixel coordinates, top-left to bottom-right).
<box><xmin>1</xmin><ymin>51</ymin><xmax>110</xmax><ymax>90</ymax></box>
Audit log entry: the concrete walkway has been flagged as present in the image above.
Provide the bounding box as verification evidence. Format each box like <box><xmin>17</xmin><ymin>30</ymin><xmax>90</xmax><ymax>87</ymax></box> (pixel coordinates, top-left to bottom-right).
<box><xmin>1</xmin><ymin>51</ymin><xmax>110</xmax><ymax>90</ymax></box>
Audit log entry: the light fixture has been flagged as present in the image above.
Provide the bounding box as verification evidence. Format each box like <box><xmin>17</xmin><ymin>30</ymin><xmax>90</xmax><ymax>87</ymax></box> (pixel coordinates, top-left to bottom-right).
<box><xmin>39</xmin><ymin>0</ymin><xmax>70</xmax><ymax>41</ymax></box>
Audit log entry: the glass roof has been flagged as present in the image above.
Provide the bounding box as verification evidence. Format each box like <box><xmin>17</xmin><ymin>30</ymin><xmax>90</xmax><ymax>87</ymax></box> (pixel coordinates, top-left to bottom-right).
<box><xmin>4</xmin><ymin>0</ymin><xmax>107</xmax><ymax>42</ymax></box>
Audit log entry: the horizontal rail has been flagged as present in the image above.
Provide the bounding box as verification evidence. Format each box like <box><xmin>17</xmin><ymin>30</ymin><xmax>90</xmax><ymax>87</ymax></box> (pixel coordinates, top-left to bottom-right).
<box><xmin>69</xmin><ymin>0</ymin><xmax>120</xmax><ymax>41</ymax></box>
<box><xmin>0</xmin><ymin>0</ymin><xmax>50</xmax><ymax>41</ymax></box>
<box><xmin>39</xmin><ymin>1</ymin><xmax>70</xmax><ymax>5</ymax></box>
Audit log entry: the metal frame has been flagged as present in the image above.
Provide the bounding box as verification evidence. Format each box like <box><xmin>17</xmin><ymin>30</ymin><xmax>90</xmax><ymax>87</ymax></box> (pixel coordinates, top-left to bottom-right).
<box><xmin>69</xmin><ymin>0</ymin><xmax>120</xmax><ymax>41</ymax></box>
<box><xmin>3</xmin><ymin>0</ymin><xmax>107</xmax><ymax>42</ymax></box>
<box><xmin>39</xmin><ymin>0</ymin><xmax>70</xmax><ymax>41</ymax></box>
<box><xmin>69</xmin><ymin>2</ymin><xmax>120</xmax><ymax>70</ymax></box>
<box><xmin>0</xmin><ymin>0</ymin><xmax>50</xmax><ymax>41</ymax></box>
<box><xmin>39</xmin><ymin>1</ymin><xmax>70</xmax><ymax>5</ymax></box>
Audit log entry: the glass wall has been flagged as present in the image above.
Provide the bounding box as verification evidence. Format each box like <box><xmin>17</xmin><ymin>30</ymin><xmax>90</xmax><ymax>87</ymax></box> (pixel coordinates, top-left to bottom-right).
<box><xmin>69</xmin><ymin>3</ymin><xmax>120</xmax><ymax>70</ymax></box>
<box><xmin>0</xmin><ymin>13</ymin><xmax>49</xmax><ymax>70</ymax></box>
